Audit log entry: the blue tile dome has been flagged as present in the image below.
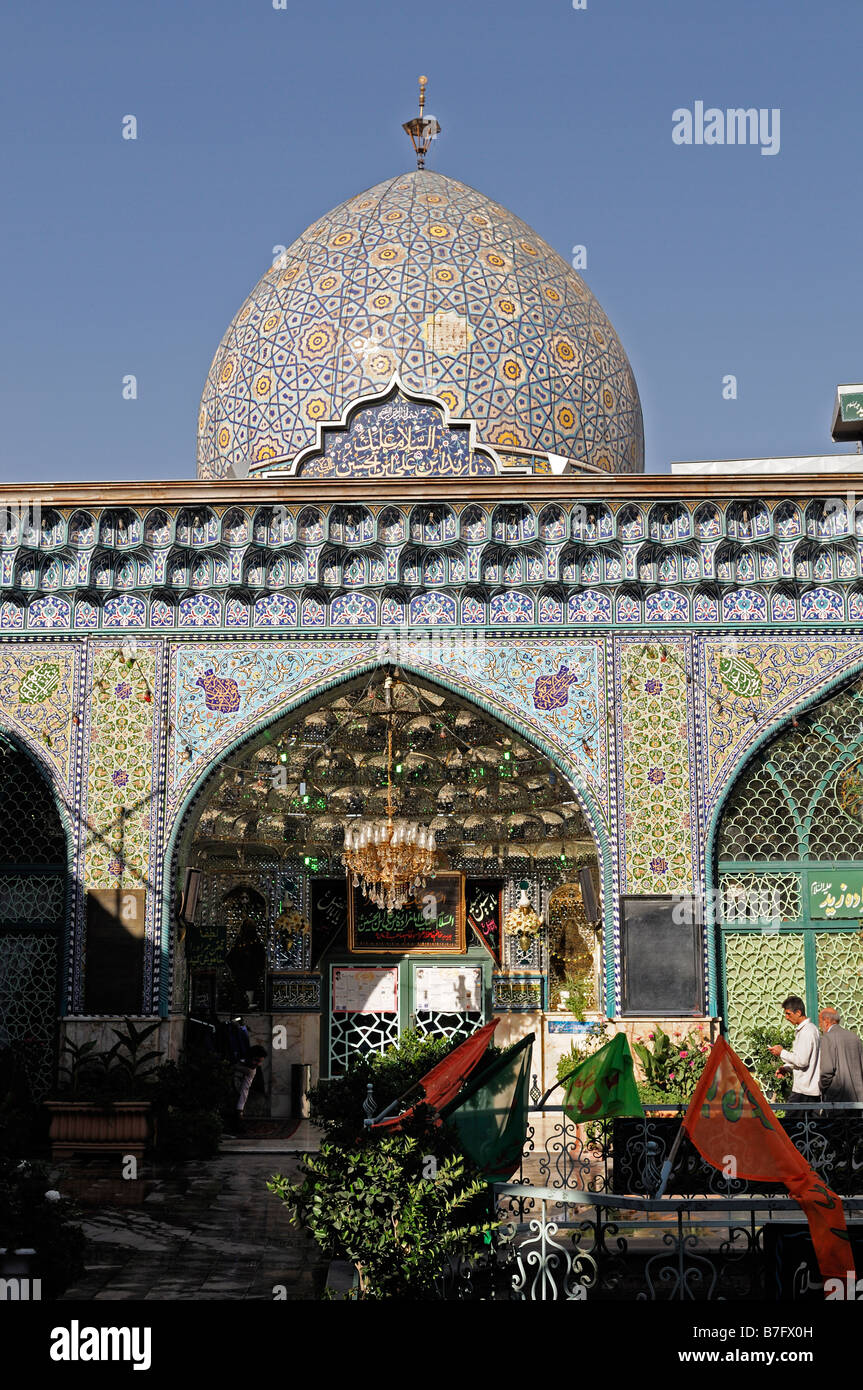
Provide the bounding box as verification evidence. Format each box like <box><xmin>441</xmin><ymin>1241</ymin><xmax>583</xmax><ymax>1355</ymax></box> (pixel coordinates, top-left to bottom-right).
<box><xmin>197</xmin><ymin>169</ymin><xmax>644</xmax><ymax>478</ymax></box>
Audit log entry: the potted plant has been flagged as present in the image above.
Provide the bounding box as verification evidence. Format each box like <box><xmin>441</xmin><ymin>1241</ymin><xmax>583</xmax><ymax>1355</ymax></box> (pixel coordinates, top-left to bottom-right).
<box><xmin>44</xmin><ymin>1018</ymin><xmax>162</xmax><ymax>1162</ymax></box>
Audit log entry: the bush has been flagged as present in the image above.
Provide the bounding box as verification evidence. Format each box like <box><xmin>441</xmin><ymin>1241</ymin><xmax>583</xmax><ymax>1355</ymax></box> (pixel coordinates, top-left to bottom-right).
<box><xmin>269</xmin><ymin>1130</ymin><xmax>497</xmax><ymax>1300</ymax></box>
<box><xmin>151</xmin><ymin>1052</ymin><xmax>234</xmax><ymax>1160</ymax></box>
<box><xmin>631</xmin><ymin>1025</ymin><xmax>711</xmax><ymax>1105</ymax></box>
<box><xmin>555</xmin><ymin>1020</ymin><xmax>613</xmax><ymax>1086</ymax></box>
<box><xmin>0</xmin><ymin>1157</ymin><xmax>85</xmax><ymax>1298</ymax></box>
<box><xmin>308</xmin><ymin>1029</ymin><xmax>457</xmax><ymax>1142</ymax></box>
<box><xmin>742</xmin><ymin>1025</ymin><xmax>795</xmax><ymax>1101</ymax></box>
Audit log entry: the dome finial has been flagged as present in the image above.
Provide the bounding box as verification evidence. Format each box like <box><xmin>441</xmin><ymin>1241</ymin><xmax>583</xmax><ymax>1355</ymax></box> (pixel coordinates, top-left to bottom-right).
<box><xmin>402</xmin><ymin>75</ymin><xmax>440</xmax><ymax>169</ymax></box>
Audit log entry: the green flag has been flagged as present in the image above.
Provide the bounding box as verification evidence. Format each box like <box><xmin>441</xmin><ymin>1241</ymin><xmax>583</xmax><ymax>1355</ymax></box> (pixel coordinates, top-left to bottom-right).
<box><xmin>443</xmin><ymin>1033</ymin><xmax>534</xmax><ymax>1183</ymax></box>
<box><xmin>562</xmin><ymin>1032</ymin><xmax>642</xmax><ymax>1122</ymax></box>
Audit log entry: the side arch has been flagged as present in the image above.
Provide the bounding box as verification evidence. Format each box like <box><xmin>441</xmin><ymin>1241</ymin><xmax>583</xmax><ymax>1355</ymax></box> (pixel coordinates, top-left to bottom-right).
<box><xmin>160</xmin><ymin>658</ymin><xmax>615</xmax><ymax>1014</ymax></box>
<box><xmin>704</xmin><ymin>657</ymin><xmax>863</xmax><ymax>1027</ymax></box>
<box><xmin>0</xmin><ymin>725</ymin><xmax>74</xmax><ymax>1098</ymax></box>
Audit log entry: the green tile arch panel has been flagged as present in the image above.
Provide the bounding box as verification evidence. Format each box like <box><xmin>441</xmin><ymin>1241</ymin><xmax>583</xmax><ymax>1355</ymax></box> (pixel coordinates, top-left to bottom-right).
<box><xmin>723</xmin><ymin>931</ymin><xmax>805</xmax><ymax>1048</ymax></box>
<box><xmin>815</xmin><ymin>930</ymin><xmax>863</xmax><ymax>1033</ymax></box>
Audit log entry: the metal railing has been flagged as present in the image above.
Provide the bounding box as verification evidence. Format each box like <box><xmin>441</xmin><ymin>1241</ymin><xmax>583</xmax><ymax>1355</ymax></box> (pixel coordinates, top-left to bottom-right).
<box><xmin>444</xmin><ymin>1102</ymin><xmax>863</xmax><ymax>1300</ymax></box>
<box><xmin>514</xmin><ymin>1101</ymin><xmax>863</xmax><ymax>1198</ymax></box>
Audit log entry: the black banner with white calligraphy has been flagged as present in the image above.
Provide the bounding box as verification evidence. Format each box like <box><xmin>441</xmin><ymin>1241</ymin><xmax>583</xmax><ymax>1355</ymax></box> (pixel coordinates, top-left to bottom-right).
<box><xmin>465</xmin><ymin>879</ymin><xmax>503</xmax><ymax>963</ymax></box>
<box><xmin>310</xmin><ymin>878</ymin><xmax>349</xmax><ymax>965</ymax></box>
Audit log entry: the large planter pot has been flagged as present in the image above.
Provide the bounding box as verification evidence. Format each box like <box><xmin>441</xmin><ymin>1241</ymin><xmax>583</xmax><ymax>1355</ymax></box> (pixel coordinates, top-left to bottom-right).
<box><xmin>44</xmin><ymin>1101</ymin><xmax>152</xmax><ymax>1163</ymax></box>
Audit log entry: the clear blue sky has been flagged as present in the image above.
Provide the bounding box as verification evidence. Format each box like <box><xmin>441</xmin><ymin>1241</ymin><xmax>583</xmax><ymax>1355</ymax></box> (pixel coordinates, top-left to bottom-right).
<box><xmin>1</xmin><ymin>0</ymin><xmax>861</xmax><ymax>482</ymax></box>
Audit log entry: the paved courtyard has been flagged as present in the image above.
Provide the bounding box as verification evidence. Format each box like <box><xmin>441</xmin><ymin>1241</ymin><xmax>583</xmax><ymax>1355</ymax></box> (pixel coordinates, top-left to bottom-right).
<box><xmin>60</xmin><ymin>1144</ymin><xmax>327</xmax><ymax>1302</ymax></box>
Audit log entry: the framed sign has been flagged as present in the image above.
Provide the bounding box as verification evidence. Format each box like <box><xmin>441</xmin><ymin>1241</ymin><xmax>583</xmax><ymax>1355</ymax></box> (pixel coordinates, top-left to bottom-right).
<box><xmin>310</xmin><ymin>878</ymin><xmax>348</xmax><ymax>963</ymax></box>
<box><xmin>84</xmin><ymin>888</ymin><xmax>146</xmax><ymax>1014</ymax></box>
<box><xmin>348</xmin><ymin>874</ymin><xmax>465</xmax><ymax>954</ymax></box>
<box><xmin>332</xmin><ymin>966</ymin><xmax>398</xmax><ymax>1014</ymax></box>
<box><xmin>185</xmin><ymin>920</ymin><xmax>227</xmax><ymax>969</ymax></box>
<box><xmin>808</xmin><ymin>871</ymin><xmax>863</xmax><ymax>919</ymax></box>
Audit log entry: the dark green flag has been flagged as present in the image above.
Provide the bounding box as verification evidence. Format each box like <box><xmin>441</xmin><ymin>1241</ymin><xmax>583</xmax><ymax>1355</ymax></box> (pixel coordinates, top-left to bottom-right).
<box><xmin>562</xmin><ymin>1032</ymin><xmax>642</xmax><ymax>1122</ymax></box>
<box><xmin>443</xmin><ymin>1033</ymin><xmax>534</xmax><ymax>1183</ymax></box>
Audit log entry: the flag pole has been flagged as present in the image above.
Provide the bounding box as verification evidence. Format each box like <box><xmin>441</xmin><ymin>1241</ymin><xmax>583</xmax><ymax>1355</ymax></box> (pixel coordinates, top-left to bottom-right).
<box><xmin>537</xmin><ymin>1061</ymin><xmax>583</xmax><ymax>1108</ymax></box>
<box><xmin>654</xmin><ymin>1118</ymin><xmax>688</xmax><ymax>1197</ymax></box>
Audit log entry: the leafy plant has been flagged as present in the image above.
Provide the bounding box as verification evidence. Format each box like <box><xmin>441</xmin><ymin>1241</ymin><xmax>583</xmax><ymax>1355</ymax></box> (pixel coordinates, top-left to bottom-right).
<box><xmin>0</xmin><ymin>1156</ymin><xmax>85</xmax><ymax>1298</ymax></box>
<box><xmin>560</xmin><ymin>975</ymin><xmax>594</xmax><ymax>1022</ymax></box>
<box><xmin>742</xmin><ymin>1024</ymin><xmax>795</xmax><ymax>1101</ymax></box>
<box><xmin>269</xmin><ymin>1131</ymin><xmax>497</xmax><ymax>1300</ymax></box>
<box><xmin>151</xmin><ymin>1052</ymin><xmax>235</xmax><ymax>1160</ymax></box>
<box><xmin>555</xmin><ymin>1019</ymin><xmax>613</xmax><ymax>1086</ymax></box>
<box><xmin>55</xmin><ymin>1018</ymin><xmax>163</xmax><ymax>1102</ymax></box>
<box><xmin>307</xmin><ymin>1028</ymin><xmax>458</xmax><ymax>1143</ymax></box>
<box><xmin>631</xmin><ymin>1025</ymin><xmax>711</xmax><ymax>1105</ymax></box>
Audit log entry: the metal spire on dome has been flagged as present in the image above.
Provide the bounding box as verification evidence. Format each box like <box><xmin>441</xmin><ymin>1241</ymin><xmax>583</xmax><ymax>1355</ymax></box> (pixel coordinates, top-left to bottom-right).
<box><xmin>402</xmin><ymin>76</ymin><xmax>440</xmax><ymax>169</ymax></box>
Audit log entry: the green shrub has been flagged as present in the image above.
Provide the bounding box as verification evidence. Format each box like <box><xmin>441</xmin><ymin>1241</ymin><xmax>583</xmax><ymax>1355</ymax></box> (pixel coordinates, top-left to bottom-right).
<box><xmin>554</xmin><ymin>1020</ymin><xmax>613</xmax><ymax>1086</ymax></box>
<box><xmin>269</xmin><ymin>1130</ymin><xmax>497</xmax><ymax>1300</ymax></box>
<box><xmin>308</xmin><ymin>1028</ymin><xmax>458</xmax><ymax>1142</ymax></box>
<box><xmin>151</xmin><ymin>1052</ymin><xmax>234</xmax><ymax>1160</ymax></box>
<box><xmin>0</xmin><ymin>1157</ymin><xmax>85</xmax><ymax>1298</ymax></box>
<box><xmin>742</xmin><ymin>1025</ymin><xmax>795</xmax><ymax>1100</ymax></box>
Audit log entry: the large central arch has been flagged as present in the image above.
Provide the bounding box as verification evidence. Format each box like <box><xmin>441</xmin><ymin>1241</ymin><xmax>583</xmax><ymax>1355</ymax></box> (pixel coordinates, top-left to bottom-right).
<box><xmin>161</xmin><ymin>662</ymin><xmax>612</xmax><ymax>1072</ymax></box>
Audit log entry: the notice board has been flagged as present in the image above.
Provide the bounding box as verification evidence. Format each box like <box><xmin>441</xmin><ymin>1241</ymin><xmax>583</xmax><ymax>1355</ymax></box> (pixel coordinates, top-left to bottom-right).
<box><xmin>620</xmin><ymin>894</ymin><xmax>703</xmax><ymax>1016</ymax></box>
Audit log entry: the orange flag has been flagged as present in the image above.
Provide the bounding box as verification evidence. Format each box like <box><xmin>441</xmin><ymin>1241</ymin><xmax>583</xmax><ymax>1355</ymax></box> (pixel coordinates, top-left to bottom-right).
<box><xmin>681</xmin><ymin>1036</ymin><xmax>854</xmax><ymax>1287</ymax></box>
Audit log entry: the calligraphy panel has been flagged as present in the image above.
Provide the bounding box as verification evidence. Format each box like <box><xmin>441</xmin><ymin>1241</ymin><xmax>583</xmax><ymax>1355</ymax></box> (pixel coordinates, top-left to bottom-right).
<box><xmin>348</xmin><ymin>874</ymin><xmax>464</xmax><ymax>953</ymax></box>
<box><xmin>295</xmin><ymin>397</ymin><xmax>496</xmax><ymax>479</ymax></box>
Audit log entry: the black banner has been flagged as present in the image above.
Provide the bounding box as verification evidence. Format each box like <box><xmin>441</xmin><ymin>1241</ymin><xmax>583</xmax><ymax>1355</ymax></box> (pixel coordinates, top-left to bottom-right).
<box><xmin>466</xmin><ymin>878</ymin><xmax>502</xmax><ymax>962</ymax></box>
<box><xmin>348</xmin><ymin>874</ymin><xmax>464</xmax><ymax>953</ymax></box>
<box><xmin>310</xmin><ymin>877</ymin><xmax>348</xmax><ymax>964</ymax></box>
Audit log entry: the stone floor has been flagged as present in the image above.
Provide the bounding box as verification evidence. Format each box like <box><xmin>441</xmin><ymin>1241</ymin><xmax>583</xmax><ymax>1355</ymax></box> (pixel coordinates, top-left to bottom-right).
<box><xmin>60</xmin><ymin>1151</ymin><xmax>328</xmax><ymax>1301</ymax></box>
<box><xmin>55</xmin><ymin>1114</ymin><xmax>584</xmax><ymax>1301</ymax></box>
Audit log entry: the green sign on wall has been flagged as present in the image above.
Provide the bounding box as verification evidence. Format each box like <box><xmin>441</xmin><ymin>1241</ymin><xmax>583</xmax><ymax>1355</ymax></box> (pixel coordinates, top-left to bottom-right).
<box><xmin>809</xmin><ymin>871</ymin><xmax>863</xmax><ymax>919</ymax></box>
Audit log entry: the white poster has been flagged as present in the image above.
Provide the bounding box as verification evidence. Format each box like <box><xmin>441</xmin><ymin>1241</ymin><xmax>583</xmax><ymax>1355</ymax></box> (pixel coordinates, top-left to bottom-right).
<box><xmin>415</xmin><ymin>966</ymin><xmax>483</xmax><ymax>1013</ymax></box>
<box><xmin>332</xmin><ymin>966</ymin><xmax>398</xmax><ymax>1014</ymax></box>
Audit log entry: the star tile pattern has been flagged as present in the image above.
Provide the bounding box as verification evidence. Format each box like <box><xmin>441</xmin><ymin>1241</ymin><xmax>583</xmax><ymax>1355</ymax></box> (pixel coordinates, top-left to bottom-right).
<box><xmin>197</xmin><ymin>171</ymin><xmax>643</xmax><ymax>478</ymax></box>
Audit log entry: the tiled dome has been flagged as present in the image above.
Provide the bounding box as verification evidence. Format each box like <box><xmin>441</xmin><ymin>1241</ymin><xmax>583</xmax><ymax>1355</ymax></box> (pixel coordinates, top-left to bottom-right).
<box><xmin>197</xmin><ymin>170</ymin><xmax>644</xmax><ymax>478</ymax></box>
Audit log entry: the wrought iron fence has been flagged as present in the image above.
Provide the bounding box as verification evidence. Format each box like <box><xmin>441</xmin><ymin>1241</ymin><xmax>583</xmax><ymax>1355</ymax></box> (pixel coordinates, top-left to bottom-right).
<box><xmin>513</xmin><ymin>1101</ymin><xmax>863</xmax><ymax>1199</ymax></box>
<box><xmin>473</xmin><ymin>1189</ymin><xmax>863</xmax><ymax>1302</ymax></box>
<box><xmin>443</xmin><ymin>1102</ymin><xmax>863</xmax><ymax>1301</ymax></box>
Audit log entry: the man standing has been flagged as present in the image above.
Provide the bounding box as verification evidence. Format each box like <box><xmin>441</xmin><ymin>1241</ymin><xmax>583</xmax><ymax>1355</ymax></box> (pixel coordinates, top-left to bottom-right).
<box><xmin>768</xmin><ymin>995</ymin><xmax>820</xmax><ymax>1104</ymax></box>
<box><xmin>818</xmin><ymin>1007</ymin><xmax>863</xmax><ymax>1102</ymax></box>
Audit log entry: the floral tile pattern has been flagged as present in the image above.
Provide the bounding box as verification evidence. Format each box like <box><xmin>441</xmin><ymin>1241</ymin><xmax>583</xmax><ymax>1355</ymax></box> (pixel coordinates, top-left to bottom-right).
<box><xmin>619</xmin><ymin>640</ymin><xmax>693</xmax><ymax>893</ymax></box>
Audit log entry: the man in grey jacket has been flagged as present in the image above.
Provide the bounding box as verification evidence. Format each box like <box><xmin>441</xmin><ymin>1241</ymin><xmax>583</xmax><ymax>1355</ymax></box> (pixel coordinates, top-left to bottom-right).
<box><xmin>819</xmin><ymin>1007</ymin><xmax>863</xmax><ymax>1102</ymax></box>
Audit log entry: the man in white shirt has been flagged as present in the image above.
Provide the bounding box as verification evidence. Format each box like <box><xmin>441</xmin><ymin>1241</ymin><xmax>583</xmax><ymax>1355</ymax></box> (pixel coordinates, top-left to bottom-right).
<box><xmin>768</xmin><ymin>994</ymin><xmax>820</xmax><ymax>1103</ymax></box>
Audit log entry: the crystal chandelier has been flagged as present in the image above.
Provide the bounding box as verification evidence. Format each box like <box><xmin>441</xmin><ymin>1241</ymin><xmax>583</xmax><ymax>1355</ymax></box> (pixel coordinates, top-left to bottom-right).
<box><xmin>342</xmin><ymin>675</ymin><xmax>437</xmax><ymax>911</ymax></box>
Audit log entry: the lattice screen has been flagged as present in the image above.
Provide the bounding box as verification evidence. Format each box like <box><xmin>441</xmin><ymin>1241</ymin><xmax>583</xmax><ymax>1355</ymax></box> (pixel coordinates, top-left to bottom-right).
<box><xmin>329</xmin><ymin>1011</ymin><xmax>400</xmax><ymax>1073</ymax></box>
<box><xmin>815</xmin><ymin>932</ymin><xmax>863</xmax><ymax>1033</ymax></box>
<box><xmin>723</xmin><ymin>933</ymin><xmax>805</xmax><ymax>1046</ymax></box>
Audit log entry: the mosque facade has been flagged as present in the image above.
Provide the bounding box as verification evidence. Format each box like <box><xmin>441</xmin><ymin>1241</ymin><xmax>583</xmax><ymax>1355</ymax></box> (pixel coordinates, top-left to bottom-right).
<box><xmin>3</xmin><ymin>122</ymin><xmax>863</xmax><ymax>1112</ymax></box>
